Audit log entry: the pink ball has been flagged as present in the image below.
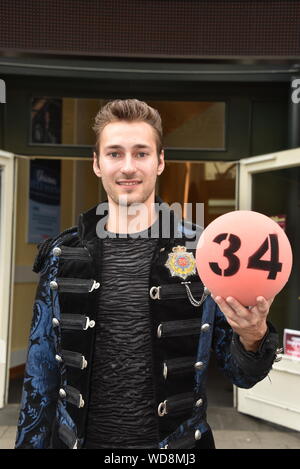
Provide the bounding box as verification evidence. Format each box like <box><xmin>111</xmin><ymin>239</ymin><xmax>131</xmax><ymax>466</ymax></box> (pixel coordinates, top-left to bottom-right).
<box><xmin>196</xmin><ymin>210</ymin><xmax>293</xmax><ymax>306</ymax></box>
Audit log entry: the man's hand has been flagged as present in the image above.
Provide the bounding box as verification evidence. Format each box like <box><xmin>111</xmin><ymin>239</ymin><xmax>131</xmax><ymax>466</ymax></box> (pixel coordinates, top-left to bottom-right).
<box><xmin>211</xmin><ymin>295</ymin><xmax>274</xmax><ymax>352</ymax></box>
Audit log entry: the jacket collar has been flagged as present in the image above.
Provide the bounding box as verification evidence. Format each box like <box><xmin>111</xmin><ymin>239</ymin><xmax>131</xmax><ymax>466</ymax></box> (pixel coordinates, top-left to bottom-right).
<box><xmin>78</xmin><ymin>196</ymin><xmax>199</xmax><ymax>246</ymax></box>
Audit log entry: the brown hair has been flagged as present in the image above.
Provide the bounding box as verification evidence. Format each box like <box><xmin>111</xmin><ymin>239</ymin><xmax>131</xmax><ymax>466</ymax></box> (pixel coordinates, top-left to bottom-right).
<box><xmin>92</xmin><ymin>99</ymin><xmax>163</xmax><ymax>155</ymax></box>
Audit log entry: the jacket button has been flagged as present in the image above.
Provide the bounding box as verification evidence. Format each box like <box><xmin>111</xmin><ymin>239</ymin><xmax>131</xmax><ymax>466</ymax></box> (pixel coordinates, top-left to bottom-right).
<box><xmin>50</xmin><ymin>281</ymin><xmax>58</xmax><ymax>290</ymax></box>
<box><xmin>158</xmin><ymin>400</ymin><xmax>167</xmax><ymax>417</ymax></box>
<box><xmin>79</xmin><ymin>395</ymin><xmax>85</xmax><ymax>408</ymax></box>
<box><xmin>81</xmin><ymin>357</ymin><xmax>88</xmax><ymax>370</ymax></box>
<box><xmin>59</xmin><ymin>388</ymin><xmax>66</xmax><ymax>398</ymax></box>
<box><xmin>52</xmin><ymin>247</ymin><xmax>62</xmax><ymax>257</ymax></box>
<box><xmin>55</xmin><ymin>355</ymin><xmax>63</xmax><ymax>363</ymax></box>
<box><xmin>84</xmin><ymin>318</ymin><xmax>96</xmax><ymax>329</ymax></box>
<box><xmin>195</xmin><ymin>429</ymin><xmax>202</xmax><ymax>440</ymax></box>
<box><xmin>196</xmin><ymin>398</ymin><xmax>203</xmax><ymax>407</ymax></box>
<box><xmin>201</xmin><ymin>323</ymin><xmax>210</xmax><ymax>332</ymax></box>
<box><xmin>194</xmin><ymin>361</ymin><xmax>204</xmax><ymax>370</ymax></box>
<box><xmin>52</xmin><ymin>318</ymin><xmax>59</xmax><ymax>327</ymax></box>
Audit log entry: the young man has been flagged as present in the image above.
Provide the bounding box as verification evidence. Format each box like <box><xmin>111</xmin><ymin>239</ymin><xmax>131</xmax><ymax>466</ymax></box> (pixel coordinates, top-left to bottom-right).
<box><xmin>15</xmin><ymin>99</ymin><xmax>279</xmax><ymax>449</ymax></box>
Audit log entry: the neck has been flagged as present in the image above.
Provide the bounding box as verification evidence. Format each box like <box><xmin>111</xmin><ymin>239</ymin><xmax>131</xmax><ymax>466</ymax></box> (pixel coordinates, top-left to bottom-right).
<box><xmin>106</xmin><ymin>194</ymin><xmax>157</xmax><ymax>234</ymax></box>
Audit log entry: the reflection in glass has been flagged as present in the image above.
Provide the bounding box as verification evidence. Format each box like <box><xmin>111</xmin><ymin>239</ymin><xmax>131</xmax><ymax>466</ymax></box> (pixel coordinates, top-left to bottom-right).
<box><xmin>30</xmin><ymin>97</ymin><xmax>225</xmax><ymax>150</ymax></box>
<box><xmin>159</xmin><ymin>161</ymin><xmax>236</xmax><ymax>226</ymax></box>
<box><xmin>150</xmin><ymin>100</ymin><xmax>225</xmax><ymax>150</ymax></box>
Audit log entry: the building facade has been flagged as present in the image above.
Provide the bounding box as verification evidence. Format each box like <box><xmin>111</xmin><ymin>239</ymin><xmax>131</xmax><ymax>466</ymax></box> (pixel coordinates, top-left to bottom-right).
<box><xmin>0</xmin><ymin>0</ymin><xmax>300</xmax><ymax>429</ymax></box>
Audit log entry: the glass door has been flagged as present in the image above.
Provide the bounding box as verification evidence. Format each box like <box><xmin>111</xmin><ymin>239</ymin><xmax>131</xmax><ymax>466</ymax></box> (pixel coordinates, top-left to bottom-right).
<box><xmin>0</xmin><ymin>150</ymin><xmax>16</xmax><ymax>409</ymax></box>
<box><xmin>236</xmin><ymin>148</ymin><xmax>300</xmax><ymax>431</ymax></box>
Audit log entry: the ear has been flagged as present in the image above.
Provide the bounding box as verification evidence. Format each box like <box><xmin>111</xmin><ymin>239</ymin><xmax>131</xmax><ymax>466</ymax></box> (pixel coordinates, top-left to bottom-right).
<box><xmin>157</xmin><ymin>149</ymin><xmax>165</xmax><ymax>176</ymax></box>
<box><xmin>93</xmin><ymin>151</ymin><xmax>101</xmax><ymax>178</ymax></box>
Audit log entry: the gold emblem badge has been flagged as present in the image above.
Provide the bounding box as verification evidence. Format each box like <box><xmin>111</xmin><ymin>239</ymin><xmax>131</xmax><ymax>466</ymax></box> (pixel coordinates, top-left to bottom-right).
<box><xmin>165</xmin><ymin>246</ymin><xmax>196</xmax><ymax>280</ymax></box>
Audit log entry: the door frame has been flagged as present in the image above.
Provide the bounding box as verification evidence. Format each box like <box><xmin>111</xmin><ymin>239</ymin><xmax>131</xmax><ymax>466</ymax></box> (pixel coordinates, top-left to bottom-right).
<box><xmin>0</xmin><ymin>150</ymin><xmax>17</xmax><ymax>408</ymax></box>
<box><xmin>237</xmin><ymin>147</ymin><xmax>300</xmax><ymax>210</ymax></box>
<box><xmin>235</xmin><ymin>146</ymin><xmax>300</xmax><ymax>430</ymax></box>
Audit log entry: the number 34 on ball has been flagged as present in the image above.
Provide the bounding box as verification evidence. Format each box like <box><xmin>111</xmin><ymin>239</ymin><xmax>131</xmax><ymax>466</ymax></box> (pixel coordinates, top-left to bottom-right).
<box><xmin>196</xmin><ymin>210</ymin><xmax>293</xmax><ymax>307</ymax></box>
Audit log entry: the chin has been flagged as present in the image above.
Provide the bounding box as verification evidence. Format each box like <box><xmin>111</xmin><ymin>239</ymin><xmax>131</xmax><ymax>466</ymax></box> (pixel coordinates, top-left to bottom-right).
<box><xmin>107</xmin><ymin>185</ymin><xmax>154</xmax><ymax>207</ymax></box>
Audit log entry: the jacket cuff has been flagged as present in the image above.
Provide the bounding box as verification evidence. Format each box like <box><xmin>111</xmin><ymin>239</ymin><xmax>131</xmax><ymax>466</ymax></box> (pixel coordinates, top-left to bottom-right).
<box><xmin>230</xmin><ymin>321</ymin><xmax>279</xmax><ymax>377</ymax></box>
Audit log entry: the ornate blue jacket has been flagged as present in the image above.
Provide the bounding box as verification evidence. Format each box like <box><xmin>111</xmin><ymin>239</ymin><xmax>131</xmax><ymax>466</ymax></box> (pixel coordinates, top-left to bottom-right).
<box><xmin>15</xmin><ymin>201</ymin><xmax>279</xmax><ymax>449</ymax></box>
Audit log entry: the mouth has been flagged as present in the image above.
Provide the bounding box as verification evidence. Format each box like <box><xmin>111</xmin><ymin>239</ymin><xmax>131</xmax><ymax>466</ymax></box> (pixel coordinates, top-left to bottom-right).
<box><xmin>116</xmin><ymin>180</ymin><xmax>142</xmax><ymax>187</ymax></box>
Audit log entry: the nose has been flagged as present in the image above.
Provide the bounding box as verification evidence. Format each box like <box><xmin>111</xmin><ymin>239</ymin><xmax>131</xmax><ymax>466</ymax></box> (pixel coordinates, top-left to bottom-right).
<box><xmin>121</xmin><ymin>154</ymin><xmax>137</xmax><ymax>175</ymax></box>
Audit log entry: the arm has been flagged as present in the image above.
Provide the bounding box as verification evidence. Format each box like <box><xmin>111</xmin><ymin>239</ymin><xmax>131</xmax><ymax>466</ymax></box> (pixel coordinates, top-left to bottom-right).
<box><xmin>15</xmin><ymin>263</ymin><xmax>60</xmax><ymax>449</ymax></box>
<box><xmin>211</xmin><ymin>296</ymin><xmax>279</xmax><ymax>389</ymax></box>
<box><xmin>214</xmin><ymin>295</ymin><xmax>272</xmax><ymax>352</ymax></box>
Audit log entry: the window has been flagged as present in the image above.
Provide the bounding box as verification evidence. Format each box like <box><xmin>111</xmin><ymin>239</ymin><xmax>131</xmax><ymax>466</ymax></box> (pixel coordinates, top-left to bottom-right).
<box><xmin>30</xmin><ymin>97</ymin><xmax>226</xmax><ymax>150</ymax></box>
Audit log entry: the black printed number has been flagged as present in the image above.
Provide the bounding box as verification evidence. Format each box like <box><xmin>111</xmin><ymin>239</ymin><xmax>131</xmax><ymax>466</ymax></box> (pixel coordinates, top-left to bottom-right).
<box><xmin>209</xmin><ymin>232</ymin><xmax>282</xmax><ymax>280</ymax></box>
<box><xmin>209</xmin><ymin>233</ymin><xmax>241</xmax><ymax>277</ymax></box>
<box><xmin>247</xmin><ymin>234</ymin><xmax>282</xmax><ymax>279</ymax></box>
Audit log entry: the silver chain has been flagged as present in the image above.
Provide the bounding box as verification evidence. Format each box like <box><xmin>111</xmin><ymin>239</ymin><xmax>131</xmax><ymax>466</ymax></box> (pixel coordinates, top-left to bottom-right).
<box><xmin>181</xmin><ymin>282</ymin><xmax>210</xmax><ymax>307</ymax></box>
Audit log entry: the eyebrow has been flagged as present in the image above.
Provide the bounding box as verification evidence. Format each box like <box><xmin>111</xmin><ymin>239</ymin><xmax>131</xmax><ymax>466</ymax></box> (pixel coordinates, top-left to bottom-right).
<box><xmin>104</xmin><ymin>144</ymin><xmax>152</xmax><ymax>151</ymax></box>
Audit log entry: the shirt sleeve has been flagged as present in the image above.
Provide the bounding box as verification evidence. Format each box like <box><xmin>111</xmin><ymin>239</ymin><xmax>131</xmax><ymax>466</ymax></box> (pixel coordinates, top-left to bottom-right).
<box><xmin>212</xmin><ymin>302</ymin><xmax>279</xmax><ymax>389</ymax></box>
<box><xmin>230</xmin><ymin>322</ymin><xmax>279</xmax><ymax>377</ymax></box>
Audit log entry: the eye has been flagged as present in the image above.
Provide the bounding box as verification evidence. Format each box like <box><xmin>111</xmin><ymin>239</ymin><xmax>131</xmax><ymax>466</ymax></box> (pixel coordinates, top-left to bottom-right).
<box><xmin>137</xmin><ymin>152</ymin><xmax>148</xmax><ymax>158</ymax></box>
<box><xmin>108</xmin><ymin>152</ymin><xmax>120</xmax><ymax>158</ymax></box>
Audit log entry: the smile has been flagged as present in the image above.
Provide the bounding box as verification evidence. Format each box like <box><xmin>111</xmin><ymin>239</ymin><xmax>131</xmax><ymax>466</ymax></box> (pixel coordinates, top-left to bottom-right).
<box><xmin>116</xmin><ymin>181</ymin><xmax>142</xmax><ymax>186</ymax></box>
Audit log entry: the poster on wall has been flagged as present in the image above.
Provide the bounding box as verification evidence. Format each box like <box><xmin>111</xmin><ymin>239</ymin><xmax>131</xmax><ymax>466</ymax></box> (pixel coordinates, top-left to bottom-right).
<box><xmin>284</xmin><ymin>329</ymin><xmax>300</xmax><ymax>360</ymax></box>
<box><xmin>31</xmin><ymin>97</ymin><xmax>62</xmax><ymax>144</ymax></box>
<box><xmin>28</xmin><ymin>159</ymin><xmax>61</xmax><ymax>244</ymax></box>
<box><xmin>270</xmin><ymin>214</ymin><xmax>287</xmax><ymax>231</ymax></box>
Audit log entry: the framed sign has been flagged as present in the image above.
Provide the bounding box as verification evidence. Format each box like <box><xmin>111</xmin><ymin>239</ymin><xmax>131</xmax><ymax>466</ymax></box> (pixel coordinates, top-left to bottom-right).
<box><xmin>31</xmin><ymin>97</ymin><xmax>62</xmax><ymax>144</ymax></box>
<box><xmin>28</xmin><ymin>159</ymin><xmax>61</xmax><ymax>243</ymax></box>
<box><xmin>284</xmin><ymin>329</ymin><xmax>300</xmax><ymax>360</ymax></box>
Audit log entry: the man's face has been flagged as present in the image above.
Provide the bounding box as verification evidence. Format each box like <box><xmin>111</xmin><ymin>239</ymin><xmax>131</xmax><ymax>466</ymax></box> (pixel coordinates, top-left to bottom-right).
<box><xmin>93</xmin><ymin>121</ymin><xmax>165</xmax><ymax>207</ymax></box>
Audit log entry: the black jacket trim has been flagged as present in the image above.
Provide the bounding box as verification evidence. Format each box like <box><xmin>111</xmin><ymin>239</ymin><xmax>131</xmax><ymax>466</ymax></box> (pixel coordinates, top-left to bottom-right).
<box><xmin>158</xmin><ymin>392</ymin><xmax>195</xmax><ymax>416</ymax></box>
<box><xmin>60</xmin><ymin>314</ymin><xmax>94</xmax><ymax>331</ymax></box>
<box><xmin>52</xmin><ymin>278</ymin><xmax>100</xmax><ymax>294</ymax></box>
<box><xmin>33</xmin><ymin>226</ymin><xmax>78</xmax><ymax>273</ymax></box>
<box><xmin>157</xmin><ymin>319</ymin><xmax>201</xmax><ymax>338</ymax></box>
<box><xmin>150</xmin><ymin>282</ymin><xmax>204</xmax><ymax>301</ymax></box>
<box><xmin>163</xmin><ymin>356</ymin><xmax>195</xmax><ymax>379</ymax></box>
<box><xmin>64</xmin><ymin>385</ymin><xmax>85</xmax><ymax>409</ymax></box>
<box><xmin>58</xmin><ymin>424</ymin><xmax>78</xmax><ymax>449</ymax></box>
<box><xmin>166</xmin><ymin>432</ymin><xmax>196</xmax><ymax>449</ymax></box>
<box><xmin>54</xmin><ymin>245</ymin><xmax>92</xmax><ymax>262</ymax></box>
<box><xmin>61</xmin><ymin>350</ymin><xmax>88</xmax><ymax>370</ymax></box>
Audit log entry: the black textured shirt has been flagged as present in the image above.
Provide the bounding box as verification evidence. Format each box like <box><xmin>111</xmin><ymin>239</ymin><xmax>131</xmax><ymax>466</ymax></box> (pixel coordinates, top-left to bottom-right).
<box><xmin>84</xmin><ymin>223</ymin><xmax>159</xmax><ymax>449</ymax></box>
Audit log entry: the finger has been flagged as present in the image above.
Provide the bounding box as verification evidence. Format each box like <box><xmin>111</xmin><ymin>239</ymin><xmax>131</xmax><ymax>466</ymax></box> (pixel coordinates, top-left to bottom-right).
<box><xmin>223</xmin><ymin>315</ymin><xmax>241</xmax><ymax>330</ymax></box>
<box><xmin>214</xmin><ymin>296</ymin><xmax>249</xmax><ymax>325</ymax></box>
<box><xmin>214</xmin><ymin>296</ymin><xmax>237</xmax><ymax>317</ymax></box>
<box><xmin>225</xmin><ymin>296</ymin><xmax>250</xmax><ymax>318</ymax></box>
<box><xmin>255</xmin><ymin>296</ymin><xmax>271</xmax><ymax>314</ymax></box>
